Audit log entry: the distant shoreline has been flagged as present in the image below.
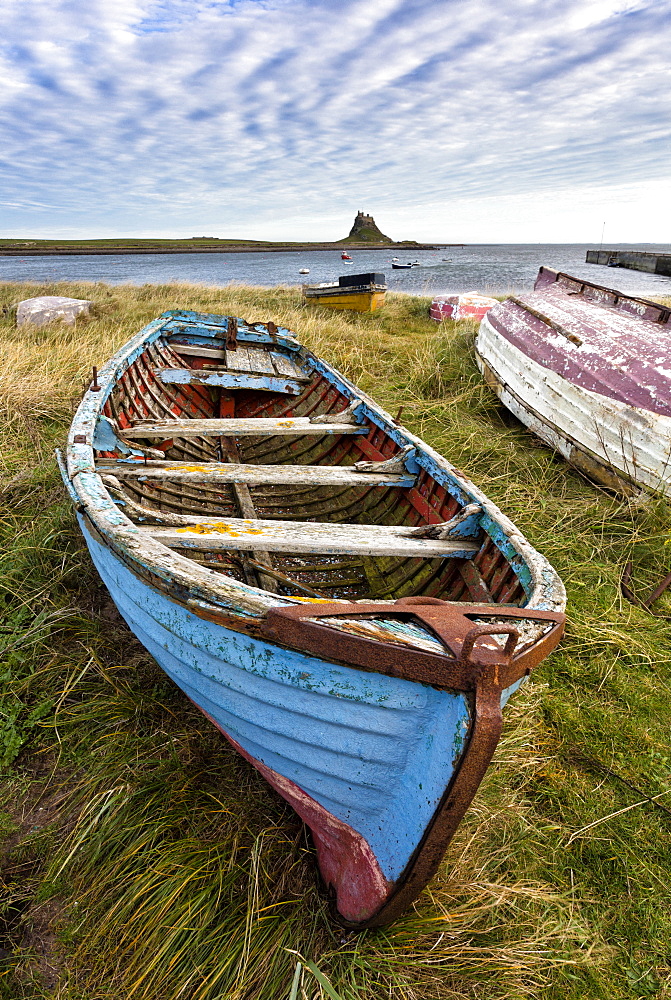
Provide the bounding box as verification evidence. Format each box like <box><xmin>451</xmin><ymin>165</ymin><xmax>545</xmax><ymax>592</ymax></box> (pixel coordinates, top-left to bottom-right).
<box><xmin>0</xmin><ymin>240</ymin><xmax>462</xmax><ymax>257</ymax></box>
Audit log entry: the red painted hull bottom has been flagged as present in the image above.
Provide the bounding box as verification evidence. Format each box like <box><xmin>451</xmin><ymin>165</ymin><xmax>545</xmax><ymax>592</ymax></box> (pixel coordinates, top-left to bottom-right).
<box><xmin>199</xmin><ymin>706</ymin><xmax>393</xmax><ymax>924</ymax></box>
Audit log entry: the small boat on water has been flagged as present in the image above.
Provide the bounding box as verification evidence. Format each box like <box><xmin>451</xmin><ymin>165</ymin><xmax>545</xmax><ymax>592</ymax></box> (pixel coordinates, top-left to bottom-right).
<box><xmin>391</xmin><ymin>261</ymin><xmax>419</xmax><ymax>270</ymax></box>
<box><xmin>58</xmin><ymin>308</ymin><xmax>565</xmax><ymax>927</ymax></box>
<box><xmin>299</xmin><ymin>268</ymin><xmax>310</xmax><ymax>275</ymax></box>
<box><xmin>341</xmin><ymin>251</ymin><xmax>353</xmax><ymax>260</ymax></box>
<box><xmin>476</xmin><ymin>267</ymin><xmax>671</xmax><ymax>496</ymax></box>
<box><xmin>303</xmin><ymin>271</ymin><xmax>387</xmax><ymax>312</ymax></box>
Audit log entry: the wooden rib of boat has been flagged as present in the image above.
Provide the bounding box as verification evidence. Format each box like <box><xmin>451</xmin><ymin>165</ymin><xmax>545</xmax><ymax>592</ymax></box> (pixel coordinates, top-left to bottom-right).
<box><xmin>58</xmin><ymin>308</ymin><xmax>565</xmax><ymax>928</ymax></box>
<box><xmin>303</xmin><ymin>272</ymin><xmax>386</xmax><ymax>312</ymax></box>
<box><xmin>476</xmin><ymin>267</ymin><xmax>671</xmax><ymax>496</ymax></box>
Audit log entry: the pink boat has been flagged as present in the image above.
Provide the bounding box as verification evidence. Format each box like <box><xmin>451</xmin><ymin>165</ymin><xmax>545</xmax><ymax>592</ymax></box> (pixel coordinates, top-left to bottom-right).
<box><xmin>476</xmin><ymin>267</ymin><xmax>671</xmax><ymax>496</ymax></box>
<box><xmin>430</xmin><ymin>292</ymin><xmax>498</xmax><ymax>323</ymax></box>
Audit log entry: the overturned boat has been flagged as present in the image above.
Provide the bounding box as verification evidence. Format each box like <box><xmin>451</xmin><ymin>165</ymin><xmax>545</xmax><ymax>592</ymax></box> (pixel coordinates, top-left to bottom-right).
<box><xmin>476</xmin><ymin>267</ymin><xmax>671</xmax><ymax>496</ymax></box>
<box><xmin>430</xmin><ymin>292</ymin><xmax>498</xmax><ymax>323</ymax></box>
<box><xmin>59</xmin><ymin>308</ymin><xmax>565</xmax><ymax>927</ymax></box>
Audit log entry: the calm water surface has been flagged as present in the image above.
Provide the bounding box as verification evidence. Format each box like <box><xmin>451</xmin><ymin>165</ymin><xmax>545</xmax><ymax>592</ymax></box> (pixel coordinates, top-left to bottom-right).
<box><xmin>2</xmin><ymin>244</ymin><xmax>670</xmax><ymax>297</ymax></box>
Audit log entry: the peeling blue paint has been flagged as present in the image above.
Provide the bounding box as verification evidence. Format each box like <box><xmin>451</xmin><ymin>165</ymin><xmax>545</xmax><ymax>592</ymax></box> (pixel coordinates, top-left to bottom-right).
<box><xmin>157</xmin><ymin>368</ymin><xmax>304</xmax><ymax>395</ymax></box>
<box><xmin>161</xmin><ymin>312</ymin><xmax>300</xmax><ymax>350</ymax></box>
<box><xmin>92</xmin><ymin>415</ymin><xmax>145</xmax><ymax>457</ymax></box>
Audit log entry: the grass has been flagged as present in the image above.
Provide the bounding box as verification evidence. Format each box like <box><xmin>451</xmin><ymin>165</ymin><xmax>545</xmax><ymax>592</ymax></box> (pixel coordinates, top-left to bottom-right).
<box><xmin>0</xmin><ymin>238</ymin><xmax>419</xmax><ymax>252</ymax></box>
<box><xmin>0</xmin><ymin>280</ymin><xmax>670</xmax><ymax>999</ymax></box>
<box><xmin>0</xmin><ymin>239</ymin><xmax>329</xmax><ymax>251</ymax></box>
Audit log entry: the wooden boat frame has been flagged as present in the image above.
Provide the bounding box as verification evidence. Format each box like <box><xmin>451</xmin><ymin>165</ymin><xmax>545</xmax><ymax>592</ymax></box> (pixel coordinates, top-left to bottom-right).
<box><xmin>60</xmin><ymin>308</ymin><xmax>565</xmax><ymax>927</ymax></box>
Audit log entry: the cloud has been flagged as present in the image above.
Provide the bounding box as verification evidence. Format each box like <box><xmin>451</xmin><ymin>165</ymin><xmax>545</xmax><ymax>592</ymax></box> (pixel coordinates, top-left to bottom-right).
<box><xmin>0</xmin><ymin>0</ymin><xmax>669</xmax><ymax>239</ymax></box>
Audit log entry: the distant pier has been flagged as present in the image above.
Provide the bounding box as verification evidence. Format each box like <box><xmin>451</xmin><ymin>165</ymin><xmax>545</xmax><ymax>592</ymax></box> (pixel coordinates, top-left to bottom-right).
<box><xmin>586</xmin><ymin>249</ymin><xmax>671</xmax><ymax>276</ymax></box>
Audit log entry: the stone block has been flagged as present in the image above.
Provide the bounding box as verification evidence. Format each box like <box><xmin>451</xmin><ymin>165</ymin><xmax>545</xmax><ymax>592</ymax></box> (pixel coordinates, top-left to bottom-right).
<box><xmin>17</xmin><ymin>295</ymin><xmax>93</xmax><ymax>327</ymax></box>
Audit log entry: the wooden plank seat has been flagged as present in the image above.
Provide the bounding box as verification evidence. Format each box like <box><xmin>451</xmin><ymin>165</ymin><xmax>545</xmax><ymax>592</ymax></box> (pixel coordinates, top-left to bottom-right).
<box><xmin>143</xmin><ymin>516</ymin><xmax>480</xmax><ymax>559</ymax></box>
<box><xmin>95</xmin><ymin>459</ymin><xmax>417</xmax><ymax>487</ymax></box>
<box><xmin>169</xmin><ymin>343</ymin><xmax>309</xmax><ymax>381</ymax></box>
<box><xmin>155</xmin><ymin>368</ymin><xmax>305</xmax><ymax>395</ymax></box>
<box><xmin>122</xmin><ymin>417</ymin><xmax>368</xmax><ymax>438</ymax></box>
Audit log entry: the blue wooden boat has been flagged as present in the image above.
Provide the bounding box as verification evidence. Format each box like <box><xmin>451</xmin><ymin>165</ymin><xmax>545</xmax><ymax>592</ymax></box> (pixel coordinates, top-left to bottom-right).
<box><xmin>57</xmin><ymin>309</ymin><xmax>565</xmax><ymax>927</ymax></box>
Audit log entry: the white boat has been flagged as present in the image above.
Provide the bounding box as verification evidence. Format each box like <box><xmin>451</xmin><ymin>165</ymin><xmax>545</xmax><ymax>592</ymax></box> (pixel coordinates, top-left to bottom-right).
<box><xmin>476</xmin><ymin>267</ymin><xmax>671</xmax><ymax>496</ymax></box>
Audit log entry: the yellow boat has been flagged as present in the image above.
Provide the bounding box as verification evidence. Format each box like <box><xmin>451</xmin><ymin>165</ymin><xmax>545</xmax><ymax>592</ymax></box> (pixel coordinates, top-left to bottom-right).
<box><xmin>303</xmin><ymin>272</ymin><xmax>387</xmax><ymax>312</ymax></box>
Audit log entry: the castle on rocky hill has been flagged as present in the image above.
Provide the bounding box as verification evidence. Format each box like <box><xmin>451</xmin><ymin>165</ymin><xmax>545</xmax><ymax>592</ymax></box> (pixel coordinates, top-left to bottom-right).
<box><xmin>346</xmin><ymin>211</ymin><xmax>392</xmax><ymax>243</ymax></box>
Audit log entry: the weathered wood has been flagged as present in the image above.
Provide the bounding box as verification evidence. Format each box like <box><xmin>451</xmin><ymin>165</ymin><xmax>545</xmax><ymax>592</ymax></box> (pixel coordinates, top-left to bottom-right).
<box><xmin>225</xmin><ymin>346</ymin><xmax>253</xmax><ymax>371</ymax></box>
<box><xmin>170</xmin><ymin>342</ymin><xmax>307</xmax><ymax>379</ymax></box>
<box><xmin>272</xmin><ymin>354</ymin><xmax>304</xmax><ymax>379</ymax></box>
<box><xmin>244</xmin><ymin>558</ymin><xmax>328</xmax><ymax>598</ymax></box>
<box><xmin>246</xmin><ymin>347</ymin><xmax>276</xmax><ymax>375</ymax></box>
<box><xmin>95</xmin><ymin>459</ymin><xmax>416</xmax><ymax>487</ymax></box>
<box><xmin>143</xmin><ymin>515</ymin><xmax>481</xmax><ymax>558</ymax></box>
<box><xmin>171</xmin><ymin>343</ymin><xmax>227</xmax><ymax>360</ymax></box>
<box><xmin>123</xmin><ymin>417</ymin><xmax>367</xmax><ymax>438</ymax></box>
<box><xmin>220</xmin><ymin>437</ymin><xmax>277</xmax><ymax>593</ymax></box>
<box><xmin>156</xmin><ymin>368</ymin><xmax>305</xmax><ymax>394</ymax></box>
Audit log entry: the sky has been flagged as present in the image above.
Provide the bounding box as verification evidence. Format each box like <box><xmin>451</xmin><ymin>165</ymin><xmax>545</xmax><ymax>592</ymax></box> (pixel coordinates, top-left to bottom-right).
<box><xmin>1</xmin><ymin>0</ymin><xmax>670</xmax><ymax>243</ymax></box>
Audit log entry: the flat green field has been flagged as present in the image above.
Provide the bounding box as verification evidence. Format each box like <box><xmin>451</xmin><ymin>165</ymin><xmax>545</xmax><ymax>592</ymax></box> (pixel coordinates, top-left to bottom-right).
<box><xmin>0</xmin><ymin>237</ymin><xmax>420</xmax><ymax>254</ymax></box>
<box><xmin>0</xmin><ymin>281</ymin><xmax>670</xmax><ymax>999</ymax></box>
<box><xmin>0</xmin><ymin>238</ymin><xmax>313</xmax><ymax>252</ymax></box>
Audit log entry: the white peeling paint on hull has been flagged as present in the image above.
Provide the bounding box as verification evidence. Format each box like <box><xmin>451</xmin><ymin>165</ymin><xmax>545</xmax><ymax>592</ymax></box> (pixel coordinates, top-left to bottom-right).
<box><xmin>476</xmin><ymin>314</ymin><xmax>671</xmax><ymax>496</ymax></box>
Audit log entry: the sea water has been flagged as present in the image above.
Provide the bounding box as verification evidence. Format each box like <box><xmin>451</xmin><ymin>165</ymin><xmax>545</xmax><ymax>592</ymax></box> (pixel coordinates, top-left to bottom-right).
<box><xmin>2</xmin><ymin>243</ymin><xmax>670</xmax><ymax>298</ymax></box>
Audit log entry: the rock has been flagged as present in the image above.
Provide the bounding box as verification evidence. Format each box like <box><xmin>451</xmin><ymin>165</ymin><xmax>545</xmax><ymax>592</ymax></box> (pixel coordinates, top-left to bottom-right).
<box><xmin>346</xmin><ymin>211</ymin><xmax>392</xmax><ymax>243</ymax></box>
<box><xmin>17</xmin><ymin>296</ymin><xmax>93</xmax><ymax>328</ymax></box>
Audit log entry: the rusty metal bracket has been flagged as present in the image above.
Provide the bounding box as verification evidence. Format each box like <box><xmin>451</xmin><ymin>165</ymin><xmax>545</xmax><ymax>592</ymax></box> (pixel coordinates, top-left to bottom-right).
<box><xmin>226</xmin><ymin>316</ymin><xmax>238</xmax><ymax>351</ymax></box>
<box><xmin>350</xmin><ymin>660</ymin><xmax>505</xmax><ymax>928</ymax></box>
<box><xmin>460</xmin><ymin>622</ymin><xmax>519</xmax><ymax>662</ymax></box>
<box><xmin>621</xmin><ymin>561</ymin><xmax>671</xmax><ymax>616</ymax></box>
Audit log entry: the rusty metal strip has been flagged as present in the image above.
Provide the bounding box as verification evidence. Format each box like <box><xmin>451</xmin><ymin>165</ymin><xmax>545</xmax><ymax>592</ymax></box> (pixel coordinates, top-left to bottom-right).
<box><xmin>262</xmin><ymin>598</ymin><xmax>564</xmax><ymax>694</ymax></box>
<box><xmin>621</xmin><ymin>561</ymin><xmax>671</xmax><ymax>616</ymax></box>
<box><xmin>349</xmin><ymin>659</ymin><xmax>505</xmax><ymax>928</ymax></box>
<box><xmin>308</xmin><ymin>600</ymin><xmax>564</xmax><ymax>929</ymax></box>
